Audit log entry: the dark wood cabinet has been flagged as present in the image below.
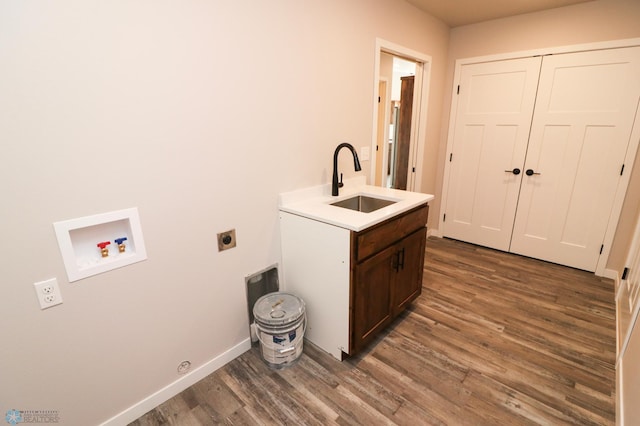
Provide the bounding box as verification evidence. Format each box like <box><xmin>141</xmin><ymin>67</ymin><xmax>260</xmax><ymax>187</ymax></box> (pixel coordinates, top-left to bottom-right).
<box><xmin>392</xmin><ymin>226</ymin><xmax>427</xmax><ymax>314</ymax></box>
<box><xmin>352</xmin><ymin>243</ymin><xmax>395</xmax><ymax>347</ymax></box>
<box><xmin>350</xmin><ymin>204</ymin><xmax>428</xmax><ymax>353</ymax></box>
<box><xmin>280</xmin><ymin>198</ymin><xmax>431</xmax><ymax>361</ymax></box>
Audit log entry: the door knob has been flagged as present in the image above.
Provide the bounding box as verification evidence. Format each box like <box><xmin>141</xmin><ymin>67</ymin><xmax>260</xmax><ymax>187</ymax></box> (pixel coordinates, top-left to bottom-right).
<box><xmin>504</xmin><ymin>168</ymin><xmax>521</xmax><ymax>175</ymax></box>
<box><xmin>525</xmin><ymin>169</ymin><xmax>541</xmax><ymax>176</ymax></box>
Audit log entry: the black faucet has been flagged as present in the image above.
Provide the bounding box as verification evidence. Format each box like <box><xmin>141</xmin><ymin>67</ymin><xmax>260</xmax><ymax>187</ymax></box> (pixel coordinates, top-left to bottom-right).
<box><xmin>332</xmin><ymin>143</ymin><xmax>362</xmax><ymax>196</ymax></box>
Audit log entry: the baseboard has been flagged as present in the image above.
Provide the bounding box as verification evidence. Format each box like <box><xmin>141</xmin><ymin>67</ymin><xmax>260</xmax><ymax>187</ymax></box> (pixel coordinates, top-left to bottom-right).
<box><xmin>602</xmin><ymin>268</ymin><xmax>618</xmax><ymax>281</ymax></box>
<box><xmin>99</xmin><ymin>338</ymin><xmax>252</xmax><ymax>426</ymax></box>
<box><xmin>427</xmin><ymin>228</ymin><xmax>441</xmax><ymax>238</ymax></box>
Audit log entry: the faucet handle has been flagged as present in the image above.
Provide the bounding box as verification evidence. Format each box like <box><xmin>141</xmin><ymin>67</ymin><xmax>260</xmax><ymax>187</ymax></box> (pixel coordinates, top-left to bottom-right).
<box><xmin>338</xmin><ymin>173</ymin><xmax>344</xmax><ymax>188</ymax></box>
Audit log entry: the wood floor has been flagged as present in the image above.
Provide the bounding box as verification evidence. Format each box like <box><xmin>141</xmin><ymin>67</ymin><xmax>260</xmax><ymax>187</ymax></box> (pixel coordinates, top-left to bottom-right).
<box><xmin>130</xmin><ymin>237</ymin><xmax>617</xmax><ymax>425</ymax></box>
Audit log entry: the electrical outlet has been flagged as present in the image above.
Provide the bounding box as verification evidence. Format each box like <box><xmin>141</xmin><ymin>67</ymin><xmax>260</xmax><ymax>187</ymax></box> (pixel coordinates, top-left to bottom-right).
<box><xmin>34</xmin><ymin>278</ymin><xmax>63</xmax><ymax>310</ymax></box>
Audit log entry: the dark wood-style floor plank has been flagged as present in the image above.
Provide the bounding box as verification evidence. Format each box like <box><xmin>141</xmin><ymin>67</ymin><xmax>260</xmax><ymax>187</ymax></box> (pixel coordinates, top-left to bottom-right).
<box><xmin>130</xmin><ymin>237</ymin><xmax>616</xmax><ymax>425</ymax></box>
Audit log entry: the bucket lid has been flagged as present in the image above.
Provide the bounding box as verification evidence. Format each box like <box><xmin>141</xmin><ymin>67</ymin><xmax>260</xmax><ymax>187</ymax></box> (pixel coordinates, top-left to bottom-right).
<box><xmin>253</xmin><ymin>292</ymin><xmax>305</xmax><ymax>327</ymax></box>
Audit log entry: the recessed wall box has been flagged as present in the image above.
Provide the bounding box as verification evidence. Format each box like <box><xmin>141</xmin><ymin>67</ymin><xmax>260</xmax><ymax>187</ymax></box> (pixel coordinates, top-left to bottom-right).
<box><xmin>53</xmin><ymin>207</ymin><xmax>147</xmax><ymax>282</ymax></box>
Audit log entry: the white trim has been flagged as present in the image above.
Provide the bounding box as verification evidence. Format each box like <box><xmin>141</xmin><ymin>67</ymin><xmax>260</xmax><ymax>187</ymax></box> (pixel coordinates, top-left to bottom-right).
<box><xmin>617</xmin><ymin>357</ymin><xmax>623</xmax><ymax>426</ymax></box>
<box><xmin>440</xmin><ymin>38</ymin><xmax>640</xmax><ymax>276</ymax></box>
<box><xmin>409</xmin><ymin>60</ymin><xmax>432</xmax><ymax>192</ymax></box>
<box><xmin>455</xmin><ymin>37</ymin><xmax>640</xmax><ymax>66</ymax></box>
<box><xmin>377</xmin><ymin>77</ymin><xmax>391</xmax><ymax>187</ymax></box>
<box><xmin>375</xmin><ymin>38</ymin><xmax>432</xmax><ymax>64</ymax></box>
<box><xmin>603</xmin><ymin>268</ymin><xmax>619</xmax><ymax>282</ymax></box>
<box><xmin>370</xmin><ymin>38</ymin><xmax>432</xmax><ymax>192</ymax></box>
<box><xmin>438</xmin><ymin>62</ymin><xmax>464</xmax><ymax>236</ymax></box>
<box><xmin>596</xmin><ymin>95</ymin><xmax>640</xmax><ymax>276</ymax></box>
<box><xmin>99</xmin><ymin>338</ymin><xmax>251</xmax><ymax>426</ymax></box>
<box><xmin>617</xmin><ymin>210</ymin><xmax>640</xmax><ymax>366</ymax></box>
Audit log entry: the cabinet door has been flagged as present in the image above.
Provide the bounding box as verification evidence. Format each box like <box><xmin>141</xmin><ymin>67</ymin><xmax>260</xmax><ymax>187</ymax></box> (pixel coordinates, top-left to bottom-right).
<box><xmin>352</xmin><ymin>244</ymin><xmax>395</xmax><ymax>353</ymax></box>
<box><xmin>393</xmin><ymin>227</ymin><xmax>426</xmax><ymax>315</ymax></box>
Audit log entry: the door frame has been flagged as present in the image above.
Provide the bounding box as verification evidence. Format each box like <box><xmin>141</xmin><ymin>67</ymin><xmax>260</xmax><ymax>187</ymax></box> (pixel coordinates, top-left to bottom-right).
<box><xmin>371</xmin><ymin>38</ymin><xmax>432</xmax><ymax>192</ymax></box>
<box><xmin>375</xmin><ymin>78</ymin><xmax>390</xmax><ymax>187</ymax></box>
<box><xmin>439</xmin><ymin>37</ymin><xmax>640</xmax><ymax>277</ymax></box>
<box><xmin>617</xmin><ymin>210</ymin><xmax>640</xmax><ymax>364</ymax></box>
<box><xmin>616</xmin><ymin>209</ymin><xmax>640</xmax><ymax>425</ymax></box>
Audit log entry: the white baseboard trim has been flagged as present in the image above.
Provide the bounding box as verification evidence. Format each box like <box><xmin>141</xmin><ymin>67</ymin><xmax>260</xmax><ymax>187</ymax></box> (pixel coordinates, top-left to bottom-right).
<box><xmin>100</xmin><ymin>338</ymin><xmax>252</xmax><ymax>426</ymax></box>
<box><xmin>602</xmin><ymin>268</ymin><xmax>618</xmax><ymax>281</ymax></box>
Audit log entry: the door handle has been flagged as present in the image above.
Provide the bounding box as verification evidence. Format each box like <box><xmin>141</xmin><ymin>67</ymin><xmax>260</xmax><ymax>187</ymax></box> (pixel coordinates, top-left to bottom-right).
<box><xmin>525</xmin><ymin>169</ymin><xmax>541</xmax><ymax>176</ymax></box>
<box><xmin>504</xmin><ymin>168</ymin><xmax>521</xmax><ymax>175</ymax></box>
<box><xmin>392</xmin><ymin>249</ymin><xmax>405</xmax><ymax>272</ymax></box>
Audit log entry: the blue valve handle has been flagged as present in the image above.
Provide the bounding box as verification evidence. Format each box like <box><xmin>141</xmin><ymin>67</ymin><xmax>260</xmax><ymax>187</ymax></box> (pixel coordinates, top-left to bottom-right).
<box><xmin>114</xmin><ymin>237</ymin><xmax>128</xmax><ymax>245</ymax></box>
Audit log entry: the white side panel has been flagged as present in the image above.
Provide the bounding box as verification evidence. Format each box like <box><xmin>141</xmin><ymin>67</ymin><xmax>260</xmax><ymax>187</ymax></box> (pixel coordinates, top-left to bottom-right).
<box><xmin>279</xmin><ymin>212</ymin><xmax>351</xmax><ymax>360</ymax></box>
<box><xmin>443</xmin><ymin>57</ymin><xmax>541</xmax><ymax>250</ymax></box>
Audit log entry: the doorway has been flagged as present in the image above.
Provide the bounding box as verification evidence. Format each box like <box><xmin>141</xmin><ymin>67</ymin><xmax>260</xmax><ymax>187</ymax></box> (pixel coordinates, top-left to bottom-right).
<box><xmin>377</xmin><ymin>53</ymin><xmax>416</xmax><ymax>189</ymax></box>
<box><xmin>371</xmin><ymin>39</ymin><xmax>431</xmax><ymax>192</ymax></box>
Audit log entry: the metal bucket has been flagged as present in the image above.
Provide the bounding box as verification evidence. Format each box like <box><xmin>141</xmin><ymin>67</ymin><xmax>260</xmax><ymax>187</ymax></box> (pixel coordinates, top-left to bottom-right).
<box><xmin>253</xmin><ymin>292</ymin><xmax>306</xmax><ymax>368</ymax></box>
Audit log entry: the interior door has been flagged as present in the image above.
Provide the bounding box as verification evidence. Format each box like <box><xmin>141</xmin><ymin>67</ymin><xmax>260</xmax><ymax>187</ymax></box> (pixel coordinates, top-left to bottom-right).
<box><xmin>393</xmin><ymin>75</ymin><xmax>414</xmax><ymax>190</ymax></box>
<box><xmin>442</xmin><ymin>57</ymin><xmax>542</xmax><ymax>250</ymax></box>
<box><xmin>510</xmin><ymin>47</ymin><xmax>640</xmax><ymax>271</ymax></box>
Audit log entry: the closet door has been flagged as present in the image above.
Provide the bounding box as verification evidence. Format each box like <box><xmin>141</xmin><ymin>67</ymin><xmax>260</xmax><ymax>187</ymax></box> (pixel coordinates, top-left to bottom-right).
<box><xmin>510</xmin><ymin>47</ymin><xmax>640</xmax><ymax>271</ymax></box>
<box><xmin>442</xmin><ymin>57</ymin><xmax>541</xmax><ymax>250</ymax></box>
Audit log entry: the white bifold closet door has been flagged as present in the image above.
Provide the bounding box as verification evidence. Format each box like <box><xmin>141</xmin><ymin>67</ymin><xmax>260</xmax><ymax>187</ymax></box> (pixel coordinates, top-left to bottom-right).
<box><xmin>443</xmin><ymin>57</ymin><xmax>542</xmax><ymax>251</ymax></box>
<box><xmin>510</xmin><ymin>47</ymin><xmax>640</xmax><ymax>270</ymax></box>
<box><xmin>443</xmin><ymin>46</ymin><xmax>640</xmax><ymax>272</ymax></box>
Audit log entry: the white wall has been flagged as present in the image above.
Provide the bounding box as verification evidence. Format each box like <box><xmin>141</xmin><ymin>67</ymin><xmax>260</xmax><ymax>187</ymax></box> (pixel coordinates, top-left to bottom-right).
<box><xmin>0</xmin><ymin>1</ymin><xmax>448</xmax><ymax>424</ymax></box>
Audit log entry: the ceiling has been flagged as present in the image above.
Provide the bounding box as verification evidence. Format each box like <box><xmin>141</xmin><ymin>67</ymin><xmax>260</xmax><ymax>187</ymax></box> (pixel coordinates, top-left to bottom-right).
<box><xmin>405</xmin><ymin>0</ymin><xmax>596</xmax><ymax>27</ymax></box>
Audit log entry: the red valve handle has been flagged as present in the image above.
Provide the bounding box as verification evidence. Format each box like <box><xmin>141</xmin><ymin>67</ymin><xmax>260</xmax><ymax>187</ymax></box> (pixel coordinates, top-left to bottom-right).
<box><xmin>97</xmin><ymin>241</ymin><xmax>111</xmax><ymax>249</ymax></box>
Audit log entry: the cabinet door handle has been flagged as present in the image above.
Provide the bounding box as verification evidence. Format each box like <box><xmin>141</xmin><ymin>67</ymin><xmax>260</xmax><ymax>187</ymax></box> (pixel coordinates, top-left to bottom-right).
<box><xmin>398</xmin><ymin>248</ymin><xmax>405</xmax><ymax>270</ymax></box>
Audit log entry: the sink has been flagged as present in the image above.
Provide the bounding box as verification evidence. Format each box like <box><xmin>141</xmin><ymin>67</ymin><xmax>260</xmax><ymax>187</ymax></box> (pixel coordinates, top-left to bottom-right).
<box><xmin>331</xmin><ymin>195</ymin><xmax>397</xmax><ymax>213</ymax></box>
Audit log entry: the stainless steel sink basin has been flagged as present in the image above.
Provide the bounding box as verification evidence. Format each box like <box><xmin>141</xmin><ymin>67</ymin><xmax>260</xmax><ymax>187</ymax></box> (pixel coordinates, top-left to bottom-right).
<box><xmin>330</xmin><ymin>195</ymin><xmax>396</xmax><ymax>213</ymax></box>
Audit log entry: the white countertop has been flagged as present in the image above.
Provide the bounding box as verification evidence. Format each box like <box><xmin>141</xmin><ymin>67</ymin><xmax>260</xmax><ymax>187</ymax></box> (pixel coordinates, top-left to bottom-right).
<box><xmin>278</xmin><ymin>176</ymin><xmax>434</xmax><ymax>232</ymax></box>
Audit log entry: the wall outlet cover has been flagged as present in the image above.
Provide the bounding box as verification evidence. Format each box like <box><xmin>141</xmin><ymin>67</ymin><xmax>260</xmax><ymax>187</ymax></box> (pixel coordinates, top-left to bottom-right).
<box><xmin>34</xmin><ymin>278</ymin><xmax>63</xmax><ymax>310</ymax></box>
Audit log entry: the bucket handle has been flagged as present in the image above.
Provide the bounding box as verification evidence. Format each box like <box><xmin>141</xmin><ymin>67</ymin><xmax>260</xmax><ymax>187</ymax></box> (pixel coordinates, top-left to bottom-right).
<box><xmin>255</xmin><ymin>319</ymin><xmax>306</xmax><ymax>354</ymax></box>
